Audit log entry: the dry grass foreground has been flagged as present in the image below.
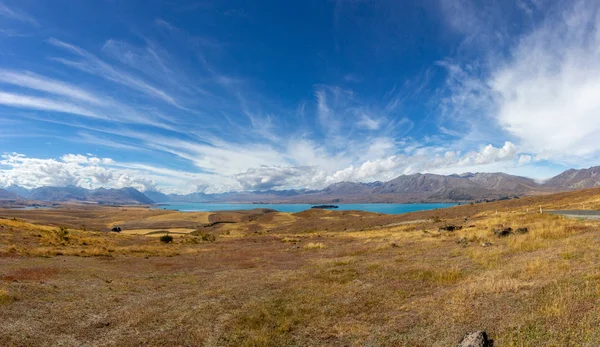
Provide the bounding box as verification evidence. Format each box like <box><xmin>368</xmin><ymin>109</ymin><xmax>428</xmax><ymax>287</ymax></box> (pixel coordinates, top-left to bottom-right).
<box><xmin>3</xmin><ymin>188</ymin><xmax>600</xmax><ymax>345</ymax></box>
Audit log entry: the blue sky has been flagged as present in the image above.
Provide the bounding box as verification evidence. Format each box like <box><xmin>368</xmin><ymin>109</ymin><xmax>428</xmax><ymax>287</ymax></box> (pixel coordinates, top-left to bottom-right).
<box><xmin>0</xmin><ymin>0</ymin><xmax>599</xmax><ymax>194</ymax></box>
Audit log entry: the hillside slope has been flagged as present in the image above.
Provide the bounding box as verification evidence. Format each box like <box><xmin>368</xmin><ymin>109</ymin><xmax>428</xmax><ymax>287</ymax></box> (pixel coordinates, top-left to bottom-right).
<box><xmin>0</xmin><ymin>188</ymin><xmax>21</xmax><ymax>200</ymax></box>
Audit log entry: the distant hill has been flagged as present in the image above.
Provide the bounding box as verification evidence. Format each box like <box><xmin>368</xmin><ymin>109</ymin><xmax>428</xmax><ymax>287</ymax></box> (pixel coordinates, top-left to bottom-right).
<box><xmin>27</xmin><ymin>186</ymin><xmax>153</xmax><ymax>205</ymax></box>
<box><xmin>4</xmin><ymin>185</ymin><xmax>31</xmax><ymax>198</ymax></box>
<box><xmin>6</xmin><ymin>165</ymin><xmax>600</xmax><ymax>205</ymax></box>
<box><xmin>88</xmin><ymin>187</ymin><xmax>154</xmax><ymax>205</ymax></box>
<box><xmin>0</xmin><ymin>188</ymin><xmax>21</xmax><ymax>200</ymax></box>
<box><xmin>29</xmin><ymin>186</ymin><xmax>89</xmax><ymax>202</ymax></box>
<box><xmin>321</xmin><ymin>181</ymin><xmax>382</xmax><ymax>196</ymax></box>
<box><xmin>544</xmin><ymin>166</ymin><xmax>600</xmax><ymax>189</ymax></box>
<box><xmin>460</xmin><ymin>172</ymin><xmax>539</xmax><ymax>191</ymax></box>
<box><xmin>143</xmin><ymin>190</ymin><xmax>170</xmax><ymax>203</ymax></box>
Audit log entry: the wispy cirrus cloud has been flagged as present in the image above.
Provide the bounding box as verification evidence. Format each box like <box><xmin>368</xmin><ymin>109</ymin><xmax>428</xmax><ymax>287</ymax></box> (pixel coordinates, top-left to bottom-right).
<box><xmin>0</xmin><ymin>65</ymin><xmax>184</xmax><ymax>130</ymax></box>
<box><xmin>47</xmin><ymin>38</ymin><xmax>184</xmax><ymax>109</ymax></box>
<box><xmin>0</xmin><ymin>91</ymin><xmax>102</xmax><ymax>119</ymax></box>
<box><xmin>0</xmin><ymin>2</ymin><xmax>38</xmax><ymax>26</ymax></box>
<box><xmin>0</xmin><ymin>69</ymin><xmax>101</xmax><ymax>104</ymax></box>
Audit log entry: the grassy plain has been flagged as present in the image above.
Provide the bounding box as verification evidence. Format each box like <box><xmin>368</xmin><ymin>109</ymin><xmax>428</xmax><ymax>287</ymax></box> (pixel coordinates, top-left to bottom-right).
<box><xmin>3</xmin><ymin>189</ymin><xmax>600</xmax><ymax>345</ymax></box>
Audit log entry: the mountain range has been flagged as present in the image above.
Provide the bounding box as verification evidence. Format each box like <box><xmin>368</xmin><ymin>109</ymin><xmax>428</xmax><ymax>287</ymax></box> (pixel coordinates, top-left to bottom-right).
<box><xmin>4</xmin><ymin>166</ymin><xmax>600</xmax><ymax>205</ymax></box>
<box><xmin>1</xmin><ymin>186</ymin><xmax>153</xmax><ymax>205</ymax></box>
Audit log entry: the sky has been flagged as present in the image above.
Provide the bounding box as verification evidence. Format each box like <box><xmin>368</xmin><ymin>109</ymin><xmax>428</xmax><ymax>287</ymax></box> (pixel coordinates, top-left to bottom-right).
<box><xmin>1</xmin><ymin>0</ymin><xmax>600</xmax><ymax>194</ymax></box>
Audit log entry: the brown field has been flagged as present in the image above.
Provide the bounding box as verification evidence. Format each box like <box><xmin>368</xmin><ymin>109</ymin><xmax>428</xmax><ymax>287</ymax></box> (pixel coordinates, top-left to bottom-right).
<box><xmin>3</xmin><ymin>188</ymin><xmax>600</xmax><ymax>345</ymax></box>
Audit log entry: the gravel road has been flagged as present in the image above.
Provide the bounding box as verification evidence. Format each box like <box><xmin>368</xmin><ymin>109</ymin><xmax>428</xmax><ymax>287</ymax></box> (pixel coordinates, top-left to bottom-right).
<box><xmin>547</xmin><ymin>210</ymin><xmax>600</xmax><ymax>219</ymax></box>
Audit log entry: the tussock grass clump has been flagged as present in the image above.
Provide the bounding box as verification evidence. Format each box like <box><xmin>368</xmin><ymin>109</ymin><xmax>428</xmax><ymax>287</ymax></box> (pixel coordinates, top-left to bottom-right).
<box><xmin>56</xmin><ymin>227</ymin><xmax>69</xmax><ymax>241</ymax></box>
<box><xmin>220</xmin><ymin>297</ymin><xmax>306</xmax><ymax>346</ymax></box>
<box><xmin>200</xmin><ymin>232</ymin><xmax>216</xmax><ymax>242</ymax></box>
<box><xmin>457</xmin><ymin>273</ymin><xmax>534</xmax><ymax>298</ymax></box>
<box><xmin>303</xmin><ymin>242</ymin><xmax>325</xmax><ymax>250</ymax></box>
<box><xmin>0</xmin><ymin>288</ymin><xmax>15</xmax><ymax>304</ymax></box>
<box><xmin>313</xmin><ymin>266</ymin><xmax>359</xmax><ymax>284</ymax></box>
<box><xmin>191</xmin><ymin>230</ymin><xmax>216</xmax><ymax>242</ymax></box>
<box><xmin>402</xmin><ymin>267</ymin><xmax>464</xmax><ymax>284</ymax></box>
<box><xmin>281</xmin><ymin>237</ymin><xmax>300</xmax><ymax>243</ymax></box>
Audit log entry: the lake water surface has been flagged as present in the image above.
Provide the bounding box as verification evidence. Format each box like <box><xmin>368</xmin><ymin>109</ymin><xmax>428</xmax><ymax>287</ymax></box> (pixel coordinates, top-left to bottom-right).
<box><xmin>159</xmin><ymin>202</ymin><xmax>457</xmax><ymax>214</ymax></box>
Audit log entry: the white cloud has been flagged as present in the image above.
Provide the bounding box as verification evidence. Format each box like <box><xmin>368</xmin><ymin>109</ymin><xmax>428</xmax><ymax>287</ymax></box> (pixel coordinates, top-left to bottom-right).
<box><xmin>0</xmin><ymin>153</ymin><xmax>164</xmax><ymax>192</ymax></box>
<box><xmin>440</xmin><ymin>1</ymin><xmax>600</xmax><ymax>165</ymax></box>
<box><xmin>0</xmin><ymin>141</ymin><xmax>524</xmax><ymax>194</ymax></box>
<box><xmin>357</xmin><ymin>113</ymin><xmax>380</xmax><ymax>130</ymax></box>
<box><xmin>457</xmin><ymin>142</ymin><xmax>518</xmax><ymax>166</ymax></box>
<box><xmin>491</xmin><ymin>1</ymin><xmax>600</xmax><ymax>160</ymax></box>
<box><xmin>234</xmin><ymin>166</ymin><xmax>324</xmax><ymax>190</ymax></box>
<box><xmin>518</xmin><ymin>154</ymin><xmax>532</xmax><ymax>165</ymax></box>
<box><xmin>232</xmin><ymin>141</ymin><xmax>522</xmax><ymax>190</ymax></box>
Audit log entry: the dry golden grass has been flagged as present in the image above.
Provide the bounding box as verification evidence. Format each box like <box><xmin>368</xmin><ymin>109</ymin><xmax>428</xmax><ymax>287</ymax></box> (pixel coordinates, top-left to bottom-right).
<box><xmin>4</xmin><ymin>189</ymin><xmax>600</xmax><ymax>345</ymax></box>
<box><xmin>0</xmin><ymin>287</ymin><xmax>14</xmax><ymax>304</ymax></box>
<box><xmin>119</xmin><ymin>228</ymin><xmax>196</xmax><ymax>236</ymax></box>
<box><xmin>303</xmin><ymin>242</ymin><xmax>326</xmax><ymax>250</ymax></box>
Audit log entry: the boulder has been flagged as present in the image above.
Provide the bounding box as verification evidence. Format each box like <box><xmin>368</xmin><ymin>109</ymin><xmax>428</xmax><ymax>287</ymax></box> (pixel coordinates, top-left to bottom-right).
<box><xmin>515</xmin><ymin>227</ymin><xmax>529</xmax><ymax>234</ymax></box>
<box><xmin>493</xmin><ymin>227</ymin><xmax>512</xmax><ymax>237</ymax></box>
<box><xmin>456</xmin><ymin>237</ymin><xmax>469</xmax><ymax>245</ymax></box>
<box><xmin>439</xmin><ymin>225</ymin><xmax>463</xmax><ymax>232</ymax></box>
<box><xmin>457</xmin><ymin>331</ymin><xmax>493</xmax><ymax>347</ymax></box>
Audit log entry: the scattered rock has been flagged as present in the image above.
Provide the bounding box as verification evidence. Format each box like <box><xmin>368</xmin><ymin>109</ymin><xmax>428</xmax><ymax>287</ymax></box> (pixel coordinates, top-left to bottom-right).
<box><xmin>439</xmin><ymin>225</ymin><xmax>463</xmax><ymax>232</ymax></box>
<box><xmin>515</xmin><ymin>227</ymin><xmax>529</xmax><ymax>234</ymax></box>
<box><xmin>456</xmin><ymin>237</ymin><xmax>469</xmax><ymax>245</ymax></box>
<box><xmin>94</xmin><ymin>321</ymin><xmax>110</xmax><ymax>328</ymax></box>
<box><xmin>493</xmin><ymin>226</ymin><xmax>528</xmax><ymax>237</ymax></box>
<box><xmin>457</xmin><ymin>331</ymin><xmax>493</xmax><ymax>347</ymax></box>
<box><xmin>481</xmin><ymin>242</ymin><xmax>492</xmax><ymax>247</ymax></box>
<box><xmin>391</xmin><ymin>242</ymin><xmax>399</xmax><ymax>248</ymax></box>
<box><xmin>493</xmin><ymin>227</ymin><xmax>513</xmax><ymax>237</ymax></box>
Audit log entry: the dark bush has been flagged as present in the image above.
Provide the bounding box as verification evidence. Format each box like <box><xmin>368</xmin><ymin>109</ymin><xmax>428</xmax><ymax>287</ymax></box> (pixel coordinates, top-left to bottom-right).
<box><xmin>160</xmin><ymin>234</ymin><xmax>173</xmax><ymax>243</ymax></box>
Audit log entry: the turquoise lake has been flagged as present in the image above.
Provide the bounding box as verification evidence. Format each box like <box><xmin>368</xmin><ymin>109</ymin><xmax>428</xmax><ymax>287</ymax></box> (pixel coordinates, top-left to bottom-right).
<box><xmin>158</xmin><ymin>202</ymin><xmax>458</xmax><ymax>214</ymax></box>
